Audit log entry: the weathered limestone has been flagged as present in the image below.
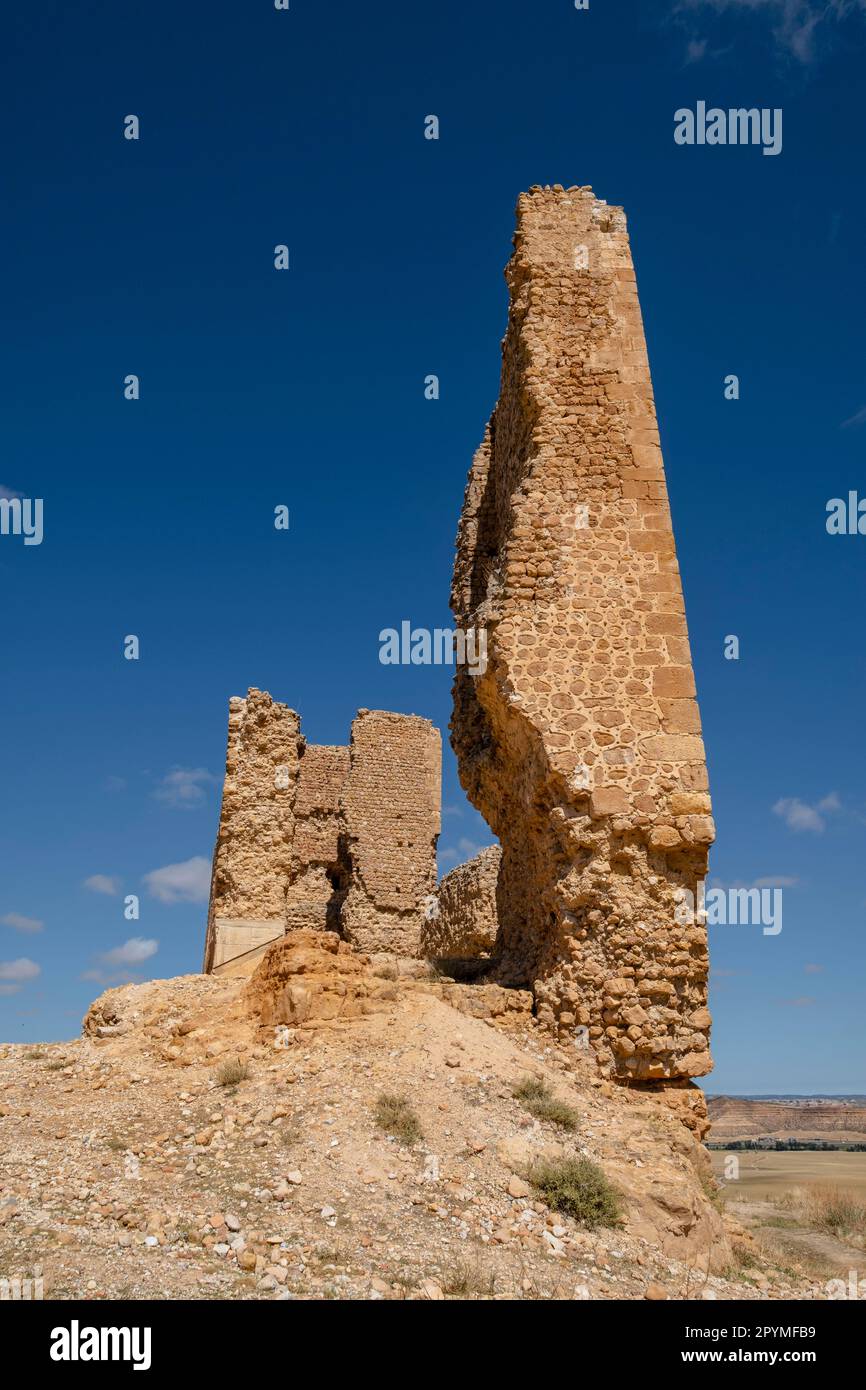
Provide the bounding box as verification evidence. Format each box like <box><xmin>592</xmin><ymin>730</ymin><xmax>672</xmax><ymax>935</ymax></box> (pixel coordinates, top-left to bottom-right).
<box><xmin>422</xmin><ymin>845</ymin><xmax>502</xmax><ymax>960</ymax></box>
<box><xmin>341</xmin><ymin>710</ymin><xmax>443</xmax><ymax>956</ymax></box>
<box><xmin>204</xmin><ymin>689</ymin><xmax>300</xmax><ymax>974</ymax></box>
<box><xmin>204</xmin><ymin>690</ymin><xmax>441</xmax><ymax>972</ymax></box>
<box><xmin>450</xmin><ymin>186</ymin><xmax>714</xmax><ymax>1089</ymax></box>
<box><xmin>245</xmin><ymin>930</ymin><xmax>394</xmax><ymax>1029</ymax></box>
<box><xmin>285</xmin><ymin>744</ymin><xmax>350</xmax><ymax>934</ymax></box>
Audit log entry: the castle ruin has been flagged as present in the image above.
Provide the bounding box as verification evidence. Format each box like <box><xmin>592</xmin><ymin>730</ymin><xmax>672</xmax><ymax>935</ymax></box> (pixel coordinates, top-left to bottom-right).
<box><xmin>450</xmin><ymin>186</ymin><xmax>714</xmax><ymax>1103</ymax></box>
<box><xmin>203</xmin><ymin>186</ymin><xmax>714</xmax><ymax>1126</ymax></box>
<box><xmin>204</xmin><ymin>689</ymin><xmax>441</xmax><ymax>973</ymax></box>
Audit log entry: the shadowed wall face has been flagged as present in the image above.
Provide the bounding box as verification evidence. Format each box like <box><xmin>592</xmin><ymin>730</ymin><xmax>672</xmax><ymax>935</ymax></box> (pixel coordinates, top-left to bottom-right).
<box><xmin>451</xmin><ymin>185</ymin><xmax>714</xmax><ymax>1087</ymax></box>
<box><xmin>204</xmin><ymin>691</ymin><xmax>441</xmax><ymax>972</ymax></box>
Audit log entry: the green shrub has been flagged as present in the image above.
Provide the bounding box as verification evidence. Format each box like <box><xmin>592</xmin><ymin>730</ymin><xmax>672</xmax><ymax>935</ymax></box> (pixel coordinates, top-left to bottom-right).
<box><xmin>513</xmin><ymin>1075</ymin><xmax>578</xmax><ymax>1132</ymax></box>
<box><xmin>529</xmin><ymin>1156</ymin><xmax>622</xmax><ymax>1228</ymax></box>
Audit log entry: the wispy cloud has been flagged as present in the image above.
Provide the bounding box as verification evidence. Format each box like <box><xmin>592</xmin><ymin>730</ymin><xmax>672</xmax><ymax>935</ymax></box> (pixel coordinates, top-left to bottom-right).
<box><xmin>143</xmin><ymin>856</ymin><xmax>210</xmax><ymax>904</ymax></box>
<box><xmin>0</xmin><ymin>484</ymin><xmax>22</xmax><ymax>500</ymax></box>
<box><xmin>778</xmin><ymin>995</ymin><xmax>817</xmax><ymax>1007</ymax></box>
<box><xmin>675</xmin><ymin>0</ymin><xmax>866</xmax><ymax>64</ymax></box>
<box><xmin>82</xmin><ymin>936</ymin><xmax>159</xmax><ymax>987</ymax></box>
<box><xmin>153</xmin><ymin>767</ymin><xmax>216</xmax><ymax>810</ymax></box>
<box><xmin>83</xmin><ymin>875</ymin><xmax>121</xmax><ymax>896</ymax></box>
<box><xmin>841</xmin><ymin>404</ymin><xmax>866</xmax><ymax>428</ymax></box>
<box><xmin>1</xmin><ymin>912</ymin><xmax>44</xmax><ymax>934</ymax></box>
<box><xmin>710</xmin><ymin>875</ymin><xmax>799</xmax><ymax>889</ymax></box>
<box><xmin>438</xmin><ymin>836</ymin><xmax>495</xmax><ymax>869</ymax></box>
<box><xmin>0</xmin><ymin>958</ymin><xmax>41</xmax><ymax>995</ymax></box>
<box><xmin>773</xmin><ymin>792</ymin><xmax>840</xmax><ymax>833</ymax></box>
<box><xmin>804</xmin><ymin>962</ymin><xmax>825</xmax><ymax>973</ymax></box>
<box><xmin>100</xmin><ymin>937</ymin><xmax>158</xmax><ymax>967</ymax></box>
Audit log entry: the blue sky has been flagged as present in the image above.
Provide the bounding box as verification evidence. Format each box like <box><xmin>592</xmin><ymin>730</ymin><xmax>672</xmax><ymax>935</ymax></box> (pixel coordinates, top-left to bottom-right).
<box><xmin>2</xmin><ymin>0</ymin><xmax>865</xmax><ymax>1093</ymax></box>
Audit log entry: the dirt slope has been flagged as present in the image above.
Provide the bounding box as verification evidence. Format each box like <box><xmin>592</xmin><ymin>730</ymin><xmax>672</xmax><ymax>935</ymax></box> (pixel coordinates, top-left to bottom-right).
<box><xmin>0</xmin><ymin>935</ymin><xmax>823</xmax><ymax>1301</ymax></box>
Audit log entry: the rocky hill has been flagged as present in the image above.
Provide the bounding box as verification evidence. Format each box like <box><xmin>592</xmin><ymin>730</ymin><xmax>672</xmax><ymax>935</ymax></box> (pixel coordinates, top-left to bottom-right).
<box><xmin>0</xmin><ymin>933</ymin><xmax>824</xmax><ymax>1301</ymax></box>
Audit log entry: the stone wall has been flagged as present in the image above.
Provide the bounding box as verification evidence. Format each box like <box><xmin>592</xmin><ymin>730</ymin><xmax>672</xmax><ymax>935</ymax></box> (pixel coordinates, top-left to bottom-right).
<box><xmin>285</xmin><ymin>744</ymin><xmax>350</xmax><ymax>934</ymax></box>
<box><xmin>340</xmin><ymin>710</ymin><xmax>442</xmax><ymax>955</ymax></box>
<box><xmin>422</xmin><ymin>845</ymin><xmax>501</xmax><ymax>960</ymax></box>
<box><xmin>204</xmin><ymin>691</ymin><xmax>441</xmax><ymax>972</ymax></box>
<box><xmin>204</xmin><ymin>689</ymin><xmax>301</xmax><ymax>974</ymax></box>
<box><xmin>450</xmin><ymin>186</ymin><xmax>714</xmax><ymax>1087</ymax></box>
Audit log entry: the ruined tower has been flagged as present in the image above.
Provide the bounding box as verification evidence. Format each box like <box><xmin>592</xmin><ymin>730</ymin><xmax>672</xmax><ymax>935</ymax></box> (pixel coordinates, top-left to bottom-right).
<box><xmin>204</xmin><ymin>689</ymin><xmax>441</xmax><ymax>972</ymax></box>
<box><xmin>451</xmin><ymin>187</ymin><xmax>714</xmax><ymax>1100</ymax></box>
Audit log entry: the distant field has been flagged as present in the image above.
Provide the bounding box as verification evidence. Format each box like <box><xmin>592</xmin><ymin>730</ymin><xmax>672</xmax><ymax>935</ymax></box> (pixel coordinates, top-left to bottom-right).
<box><xmin>711</xmin><ymin>1149</ymin><xmax>866</xmax><ymax>1200</ymax></box>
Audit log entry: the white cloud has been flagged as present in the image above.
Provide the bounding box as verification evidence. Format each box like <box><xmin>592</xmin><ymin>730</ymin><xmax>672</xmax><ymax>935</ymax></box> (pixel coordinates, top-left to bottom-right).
<box><xmin>143</xmin><ymin>856</ymin><xmax>211</xmax><ymax>904</ymax></box>
<box><xmin>0</xmin><ymin>484</ymin><xmax>22</xmax><ymax>500</ymax></box>
<box><xmin>153</xmin><ymin>767</ymin><xmax>216</xmax><ymax>810</ymax></box>
<box><xmin>711</xmin><ymin>875</ymin><xmax>799</xmax><ymax>889</ymax></box>
<box><xmin>773</xmin><ymin>793</ymin><xmax>840</xmax><ymax>833</ymax></box>
<box><xmin>438</xmin><ymin>837</ymin><xmax>496</xmax><ymax>869</ymax></box>
<box><xmin>83</xmin><ymin>875</ymin><xmax>121</xmax><ymax>896</ymax></box>
<box><xmin>1</xmin><ymin>912</ymin><xmax>44</xmax><ymax>933</ymax></box>
<box><xmin>676</xmin><ymin>0</ymin><xmax>866</xmax><ymax>63</ymax></box>
<box><xmin>81</xmin><ymin>967</ymin><xmax>134</xmax><ymax>986</ymax></box>
<box><xmin>0</xmin><ymin>958</ymin><xmax>41</xmax><ymax>982</ymax></box>
<box><xmin>841</xmin><ymin>405</ymin><xmax>866</xmax><ymax>428</ymax></box>
<box><xmin>99</xmin><ymin>937</ymin><xmax>158</xmax><ymax>967</ymax></box>
<box><xmin>804</xmin><ymin>962</ymin><xmax>825</xmax><ymax>973</ymax></box>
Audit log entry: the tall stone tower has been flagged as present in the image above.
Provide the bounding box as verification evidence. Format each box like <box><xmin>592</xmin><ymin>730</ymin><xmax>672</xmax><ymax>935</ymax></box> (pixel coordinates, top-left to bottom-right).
<box><xmin>451</xmin><ymin>186</ymin><xmax>714</xmax><ymax>1102</ymax></box>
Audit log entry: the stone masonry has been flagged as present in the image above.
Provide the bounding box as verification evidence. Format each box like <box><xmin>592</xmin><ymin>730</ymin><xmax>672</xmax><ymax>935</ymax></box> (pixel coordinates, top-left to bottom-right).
<box><xmin>421</xmin><ymin>845</ymin><xmax>502</xmax><ymax>962</ymax></box>
<box><xmin>451</xmin><ymin>186</ymin><xmax>714</xmax><ymax>1092</ymax></box>
<box><xmin>204</xmin><ymin>689</ymin><xmax>441</xmax><ymax>973</ymax></box>
<box><xmin>340</xmin><ymin>710</ymin><xmax>444</xmax><ymax>957</ymax></box>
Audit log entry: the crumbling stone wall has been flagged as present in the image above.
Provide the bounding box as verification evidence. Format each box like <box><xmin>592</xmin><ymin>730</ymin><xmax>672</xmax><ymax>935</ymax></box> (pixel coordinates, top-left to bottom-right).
<box><xmin>204</xmin><ymin>691</ymin><xmax>441</xmax><ymax>971</ymax></box>
<box><xmin>422</xmin><ymin>845</ymin><xmax>502</xmax><ymax>960</ymax></box>
<box><xmin>451</xmin><ymin>186</ymin><xmax>714</xmax><ymax>1090</ymax></box>
<box><xmin>204</xmin><ymin>689</ymin><xmax>301</xmax><ymax>973</ymax></box>
<box><xmin>340</xmin><ymin>710</ymin><xmax>442</xmax><ymax>956</ymax></box>
<box><xmin>285</xmin><ymin>744</ymin><xmax>350</xmax><ymax>934</ymax></box>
